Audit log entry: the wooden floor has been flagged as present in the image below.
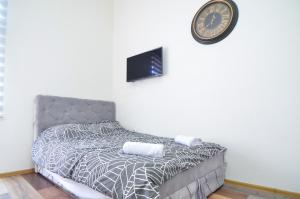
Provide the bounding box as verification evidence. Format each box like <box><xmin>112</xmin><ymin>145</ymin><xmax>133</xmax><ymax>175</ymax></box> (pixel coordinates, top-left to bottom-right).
<box><xmin>0</xmin><ymin>173</ymin><xmax>292</xmax><ymax>199</ymax></box>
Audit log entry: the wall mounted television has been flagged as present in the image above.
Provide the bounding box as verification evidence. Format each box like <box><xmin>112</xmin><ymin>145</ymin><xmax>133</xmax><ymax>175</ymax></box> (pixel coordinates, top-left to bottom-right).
<box><xmin>127</xmin><ymin>47</ymin><xmax>163</xmax><ymax>82</ymax></box>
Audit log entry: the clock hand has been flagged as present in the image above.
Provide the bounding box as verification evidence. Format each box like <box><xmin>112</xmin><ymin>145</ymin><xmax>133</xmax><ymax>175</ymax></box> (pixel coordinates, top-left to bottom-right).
<box><xmin>205</xmin><ymin>21</ymin><xmax>211</xmax><ymax>28</ymax></box>
<box><xmin>211</xmin><ymin>14</ymin><xmax>216</xmax><ymax>25</ymax></box>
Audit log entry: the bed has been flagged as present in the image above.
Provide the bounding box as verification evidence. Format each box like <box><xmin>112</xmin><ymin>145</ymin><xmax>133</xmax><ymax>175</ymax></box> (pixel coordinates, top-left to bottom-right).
<box><xmin>32</xmin><ymin>95</ymin><xmax>226</xmax><ymax>199</ymax></box>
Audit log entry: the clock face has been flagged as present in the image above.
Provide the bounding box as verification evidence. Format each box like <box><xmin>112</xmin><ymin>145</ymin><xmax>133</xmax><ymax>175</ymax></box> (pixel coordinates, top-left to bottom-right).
<box><xmin>191</xmin><ymin>0</ymin><xmax>238</xmax><ymax>44</ymax></box>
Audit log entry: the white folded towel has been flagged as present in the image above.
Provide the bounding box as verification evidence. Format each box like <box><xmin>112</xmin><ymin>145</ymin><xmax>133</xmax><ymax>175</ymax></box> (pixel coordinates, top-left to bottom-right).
<box><xmin>122</xmin><ymin>142</ymin><xmax>165</xmax><ymax>158</ymax></box>
<box><xmin>175</xmin><ymin>135</ymin><xmax>202</xmax><ymax>147</ymax></box>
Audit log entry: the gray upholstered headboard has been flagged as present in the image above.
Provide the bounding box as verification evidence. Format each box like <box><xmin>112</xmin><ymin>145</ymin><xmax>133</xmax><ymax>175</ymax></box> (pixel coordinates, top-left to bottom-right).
<box><xmin>34</xmin><ymin>95</ymin><xmax>115</xmax><ymax>138</ymax></box>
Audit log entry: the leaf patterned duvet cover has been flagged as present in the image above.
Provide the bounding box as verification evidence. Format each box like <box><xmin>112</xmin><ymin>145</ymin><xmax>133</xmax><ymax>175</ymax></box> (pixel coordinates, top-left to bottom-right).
<box><xmin>32</xmin><ymin>121</ymin><xmax>226</xmax><ymax>199</ymax></box>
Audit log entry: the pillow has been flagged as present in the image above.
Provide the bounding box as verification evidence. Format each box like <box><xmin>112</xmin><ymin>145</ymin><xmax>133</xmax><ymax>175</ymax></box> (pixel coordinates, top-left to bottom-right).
<box><xmin>40</xmin><ymin>120</ymin><xmax>123</xmax><ymax>138</ymax></box>
<box><xmin>88</xmin><ymin>120</ymin><xmax>124</xmax><ymax>133</ymax></box>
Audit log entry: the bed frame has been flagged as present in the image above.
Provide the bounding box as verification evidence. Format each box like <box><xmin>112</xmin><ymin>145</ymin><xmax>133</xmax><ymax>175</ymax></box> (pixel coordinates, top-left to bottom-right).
<box><xmin>33</xmin><ymin>95</ymin><xmax>226</xmax><ymax>199</ymax></box>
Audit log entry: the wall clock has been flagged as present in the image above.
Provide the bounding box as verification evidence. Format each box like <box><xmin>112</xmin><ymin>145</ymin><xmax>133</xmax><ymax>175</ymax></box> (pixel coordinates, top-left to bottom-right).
<box><xmin>191</xmin><ymin>0</ymin><xmax>238</xmax><ymax>44</ymax></box>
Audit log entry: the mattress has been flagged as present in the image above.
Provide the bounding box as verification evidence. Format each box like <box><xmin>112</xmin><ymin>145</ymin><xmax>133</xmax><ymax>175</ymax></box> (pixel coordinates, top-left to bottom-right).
<box><xmin>37</xmin><ymin>151</ymin><xmax>225</xmax><ymax>199</ymax></box>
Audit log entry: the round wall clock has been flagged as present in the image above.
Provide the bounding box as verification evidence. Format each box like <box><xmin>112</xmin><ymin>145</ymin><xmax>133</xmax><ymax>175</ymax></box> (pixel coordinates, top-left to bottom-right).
<box><xmin>191</xmin><ymin>0</ymin><xmax>238</xmax><ymax>44</ymax></box>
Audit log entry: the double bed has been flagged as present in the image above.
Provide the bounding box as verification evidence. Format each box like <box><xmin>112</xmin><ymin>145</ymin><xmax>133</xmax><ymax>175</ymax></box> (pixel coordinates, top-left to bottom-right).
<box><xmin>32</xmin><ymin>95</ymin><xmax>226</xmax><ymax>199</ymax></box>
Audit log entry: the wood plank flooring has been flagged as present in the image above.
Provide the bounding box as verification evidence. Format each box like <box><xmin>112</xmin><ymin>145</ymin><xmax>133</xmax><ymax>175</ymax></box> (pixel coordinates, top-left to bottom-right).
<box><xmin>0</xmin><ymin>174</ymin><xmax>72</xmax><ymax>199</ymax></box>
<box><xmin>0</xmin><ymin>173</ymin><xmax>293</xmax><ymax>199</ymax></box>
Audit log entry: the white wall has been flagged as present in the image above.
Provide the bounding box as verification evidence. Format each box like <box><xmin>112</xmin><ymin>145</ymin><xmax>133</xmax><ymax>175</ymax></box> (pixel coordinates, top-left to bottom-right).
<box><xmin>0</xmin><ymin>0</ymin><xmax>113</xmax><ymax>172</ymax></box>
<box><xmin>113</xmin><ymin>0</ymin><xmax>300</xmax><ymax>193</ymax></box>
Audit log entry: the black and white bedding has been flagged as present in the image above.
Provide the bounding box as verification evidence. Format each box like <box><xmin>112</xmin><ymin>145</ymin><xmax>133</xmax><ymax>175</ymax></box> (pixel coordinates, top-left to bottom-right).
<box><xmin>32</xmin><ymin>121</ymin><xmax>226</xmax><ymax>199</ymax></box>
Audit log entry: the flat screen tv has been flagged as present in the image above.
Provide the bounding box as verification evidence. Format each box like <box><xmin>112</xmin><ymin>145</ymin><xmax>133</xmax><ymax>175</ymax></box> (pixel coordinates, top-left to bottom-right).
<box><xmin>127</xmin><ymin>47</ymin><xmax>163</xmax><ymax>82</ymax></box>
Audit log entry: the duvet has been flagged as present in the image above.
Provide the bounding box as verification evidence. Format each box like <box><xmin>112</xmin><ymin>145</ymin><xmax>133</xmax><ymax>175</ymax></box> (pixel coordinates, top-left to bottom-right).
<box><xmin>32</xmin><ymin>121</ymin><xmax>226</xmax><ymax>199</ymax></box>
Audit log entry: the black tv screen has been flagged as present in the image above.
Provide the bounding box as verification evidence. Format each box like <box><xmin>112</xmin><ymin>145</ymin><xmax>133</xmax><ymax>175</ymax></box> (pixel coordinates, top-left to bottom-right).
<box><xmin>127</xmin><ymin>47</ymin><xmax>163</xmax><ymax>82</ymax></box>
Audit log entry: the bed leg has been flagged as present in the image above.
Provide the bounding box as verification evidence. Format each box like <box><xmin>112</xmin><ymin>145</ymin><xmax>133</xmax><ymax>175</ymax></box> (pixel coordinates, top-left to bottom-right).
<box><xmin>34</xmin><ymin>165</ymin><xmax>38</xmax><ymax>173</ymax></box>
